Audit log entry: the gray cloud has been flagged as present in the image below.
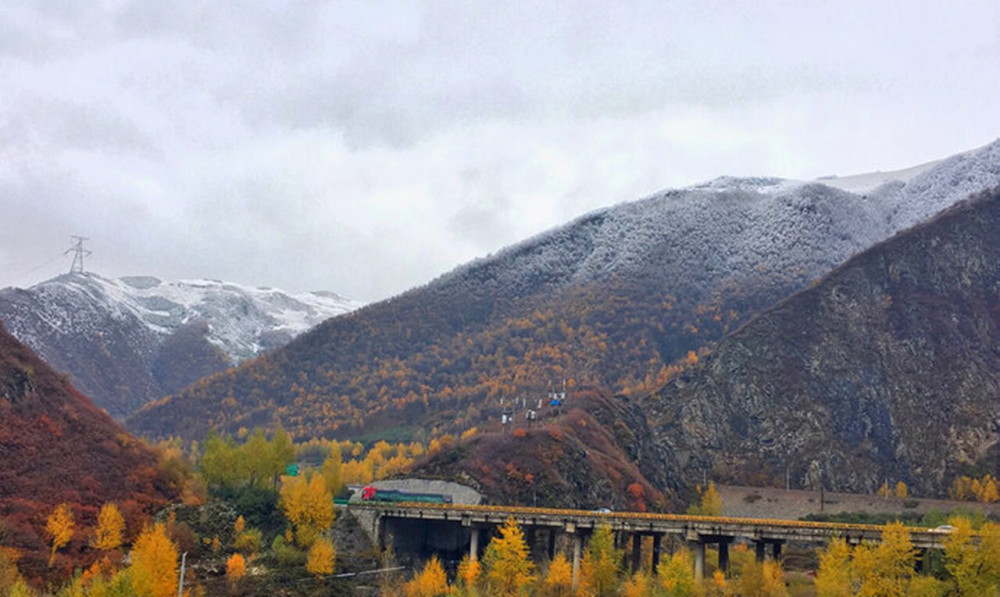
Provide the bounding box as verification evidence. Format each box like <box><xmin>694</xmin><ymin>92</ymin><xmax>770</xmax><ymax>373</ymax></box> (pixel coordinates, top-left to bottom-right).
<box><xmin>2</xmin><ymin>0</ymin><xmax>999</xmax><ymax>301</ymax></box>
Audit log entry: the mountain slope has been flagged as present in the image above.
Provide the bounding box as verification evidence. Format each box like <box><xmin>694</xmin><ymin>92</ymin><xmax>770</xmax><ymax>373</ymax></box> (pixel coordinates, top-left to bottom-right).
<box><xmin>0</xmin><ymin>321</ymin><xmax>179</xmax><ymax>578</ymax></box>
<box><xmin>128</xmin><ymin>141</ymin><xmax>1000</xmax><ymax>442</ymax></box>
<box><xmin>0</xmin><ymin>273</ymin><xmax>362</xmax><ymax>417</ymax></box>
<box><xmin>408</xmin><ymin>388</ymin><xmax>673</xmax><ymax>510</ymax></box>
<box><xmin>645</xmin><ymin>187</ymin><xmax>1000</xmax><ymax>497</ymax></box>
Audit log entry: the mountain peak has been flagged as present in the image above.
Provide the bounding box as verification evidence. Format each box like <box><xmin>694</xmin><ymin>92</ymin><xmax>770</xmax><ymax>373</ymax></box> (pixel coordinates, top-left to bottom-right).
<box><xmin>0</xmin><ymin>273</ymin><xmax>363</xmax><ymax>418</ymax></box>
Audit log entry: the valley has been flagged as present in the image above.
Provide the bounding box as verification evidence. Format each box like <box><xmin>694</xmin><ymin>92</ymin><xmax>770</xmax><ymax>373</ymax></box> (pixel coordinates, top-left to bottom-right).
<box><xmin>3</xmin><ymin>142</ymin><xmax>1000</xmax><ymax>595</ymax></box>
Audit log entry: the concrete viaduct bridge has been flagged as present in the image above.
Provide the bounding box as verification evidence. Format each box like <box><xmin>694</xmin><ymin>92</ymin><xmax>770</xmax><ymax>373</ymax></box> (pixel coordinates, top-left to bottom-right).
<box><xmin>350</xmin><ymin>502</ymin><xmax>953</xmax><ymax>587</ymax></box>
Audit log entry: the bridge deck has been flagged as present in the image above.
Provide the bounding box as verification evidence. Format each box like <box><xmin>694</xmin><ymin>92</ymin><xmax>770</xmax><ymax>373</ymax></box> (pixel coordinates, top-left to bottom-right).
<box><xmin>352</xmin><ymin>502</ymin><xmax>953</xmax><ymax>549</ymax></box>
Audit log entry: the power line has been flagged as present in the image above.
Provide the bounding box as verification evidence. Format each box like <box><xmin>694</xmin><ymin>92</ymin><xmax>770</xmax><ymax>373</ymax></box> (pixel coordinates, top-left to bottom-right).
<box><xmin>3</xmin><ymin>254</ymin><xmax>66</xmax><ymax>287</ymax></box>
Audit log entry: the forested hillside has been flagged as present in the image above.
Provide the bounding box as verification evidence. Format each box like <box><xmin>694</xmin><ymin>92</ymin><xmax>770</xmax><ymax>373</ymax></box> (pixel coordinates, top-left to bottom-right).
<box><xmin>128</xmin><ymin>141</ymin><xmax>1000</xmax><ymax>442</ymax></box>
<box><xmin>0</xmin><ymin>322</ymin><xmax>180</xmax><ymax>579</ymax></box>
<box><xmin>646</xmin><ymin>187</ymin><xmax>1000</xmax><ymax>498</ymax></box>
<box><xmin>409</xmin><ymin>387</ymin><xmax>674</xmax><ymax>510</ymax></box>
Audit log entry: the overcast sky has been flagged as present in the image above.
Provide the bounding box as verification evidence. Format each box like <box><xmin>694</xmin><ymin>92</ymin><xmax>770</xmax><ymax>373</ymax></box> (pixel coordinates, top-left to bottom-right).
<box><xmin>1</xmin><ymin>1</ymin><xmax>998</xmax><ymax>301</ymax></box>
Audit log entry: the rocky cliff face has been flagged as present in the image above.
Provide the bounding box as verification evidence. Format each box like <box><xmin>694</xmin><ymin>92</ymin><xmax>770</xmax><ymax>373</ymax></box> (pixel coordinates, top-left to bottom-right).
<box><xmin>0</xmin><ymin>273</ymin><xmax>361</xmax><ymax>418</ymax></box>
<box><xmin>646</xmin><ymin>188</ymin><xmax>1000</xmax><ymax>497</ymax></box>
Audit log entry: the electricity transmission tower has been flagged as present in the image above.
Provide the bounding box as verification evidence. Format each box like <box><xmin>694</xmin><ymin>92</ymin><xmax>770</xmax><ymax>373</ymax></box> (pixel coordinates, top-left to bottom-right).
<box><xmin>65</xmin><ymin>236</ymin><xmax>91</xmax><ymax>274</ymax></box>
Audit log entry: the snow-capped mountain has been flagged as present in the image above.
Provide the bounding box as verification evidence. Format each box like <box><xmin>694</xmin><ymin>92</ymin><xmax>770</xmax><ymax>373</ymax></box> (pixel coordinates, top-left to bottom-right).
<box><xmin>0</xmin><ymin>273</ymin><xmax>362</xmax><ymax>418</ymax></box>
<box><xmin>130</xmin><ymin>139</ymin><xmax>1000</xmax><ymax>442</ymax></box>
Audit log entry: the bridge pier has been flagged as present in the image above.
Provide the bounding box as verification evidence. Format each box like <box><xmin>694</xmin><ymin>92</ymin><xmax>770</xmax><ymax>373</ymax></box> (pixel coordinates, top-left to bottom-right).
<box><xmin>718</xmin><ymin>538</ymin><xmax>731</xmax><ymax>573</ymax></box>
<box><xmin>691</xmin><ymin>539</ymin><xmax>705</xmax><ymax>579</ymax></box>
<box><xmin>652</xmin><ymin>534</ymin><xmax>663</xmax><ymax>572</ymax></box>
<box><xmin>571</xmin><ymin>530</ymin><xmax>583</xmax><ymax>591</ymax></box>
<box><xmin>755</xmin><ymin>539</ymin><xmax>784</xmax><ymax>562</ymax></box>
<box><xmin>470</xmin><ymin>527</ymin><xmax>480</xmax><ymax>562</ymax></box>
<box><xmin>631</xmin><ymin>534</ymin><xmax>642</xmax><ymax>572</ymax></box>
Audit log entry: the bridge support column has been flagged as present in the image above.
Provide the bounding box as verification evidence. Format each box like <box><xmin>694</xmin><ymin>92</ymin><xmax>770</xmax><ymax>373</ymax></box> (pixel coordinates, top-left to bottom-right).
<box><xmin>755</xmin><ymin>540</ymin><xmax>766</xmax><ymax>563</ymax></box>
<box><xmin>652</xmin><ymin>534</ymin><xmax>663</xmax><ymax>573</ymax></box>
<box><xmin>691</xmin><ymin>540</ymin><xmax>705</xmax><ymax>579</ymax></box>
<box><xmin>915</xmin><ymin>548</ymin><xmax>927</xmax><ymax>573</ymax></box>
<box><xmin>718</xmin><ymin>539</ymin><xmax>731</xmax><ymax>573</ymax></box>
<box><xmin>547</xmin><ymin>528</ymin><xmax>557</xmax><ymax>560</ymax></box>
<box><xmin>632</xmin><ymin>534</ymin><xmax>642</xmax><ymax>572</ymax></box>
<box><xmin>572</xmin><ymin>532</ymin><xmax>583</xmax><ymax>591</ymax></box>
<box><xmin>772</xmin><ymin>542</ymin><xmax>782</xmax><ymax>561</ymax></box>
<box><xmin>470</xmin><ymin>527</ymin><xmax>480</xmax><ymax>562</ymax></box>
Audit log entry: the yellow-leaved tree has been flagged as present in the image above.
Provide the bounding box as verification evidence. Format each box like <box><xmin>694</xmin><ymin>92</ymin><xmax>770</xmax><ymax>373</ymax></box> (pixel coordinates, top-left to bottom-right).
<box><xmin>226</xmin><ymin>552</ymin><xmax>246</xmax><ymax>587</ymax></box>
<box><xmin>657</xmin><ymin>548</ymin><xmax>697</xmax><ymax>596</ymax></box>
<box><xmin>815</xmin><ymin>537</ymin><xmax>852</xmax><ymax>597</ymax></box>
<box><xmin>130</xmin><ymin>523</ymin><xmax>178</xmax><ymax>597</ymax></box>
<box><xmin>482</xmin><ymin>517</ymin><xmax>536</xmax><ymax>596</ymax></box>
<box><xmin>687</xmin><ymin>482</ymin><xmax>722</xmax><ymax>516</ymax></box>
<box><xmin>620</xmin><ymin>570</ymin><xmax>653</xmax><ymax>597</ymax></box>
<box><xmin>851</xmin><ymin>521</ymin><xmax>916</xmax><ymax>596</ymax></box>
<box><xmin>91</xmin><ymin>502</ymin><xmax>125</xmax><ymax>551</ymax></box>
<box><xmin>306</xmin><ymin>537</ymin><xmax>336</xmax><ymax>577</ymax></box>
<box><xmin>321</xmin><ymin>449</ymin><xmax>343</xmax><ymax>497</ymax></box>
<box><xmin>944</xmin><ymin>517</ymin><xmax>1000</xmax><ymax>595</ymax></box>
<box><xmin>456</xmin><ymin>555</ymin><xmax>481</xmax><ymax>594</ymax></box>
<box><xmin>579</xmin><ymin>525</ymin><xmax>622</xmax><ymax>596</ymax></box>
<box><xmin>279</xmin><ymin>473</ymin><xmax>334</xmax><ymax>547</ymax></box>
<box><xmin>403</xmin><ymin>555</ymin><xmax>449</xmax><ymax>597</ymax></box>
<box><xmin>541</xmin><ymin>552</ymin><xmax>573</xmax><ymax>597</ymax></box>
<box><xmin>46</xmin><ymin>503</ymin><xmax>75</xmax><ymax>566</ymax></box>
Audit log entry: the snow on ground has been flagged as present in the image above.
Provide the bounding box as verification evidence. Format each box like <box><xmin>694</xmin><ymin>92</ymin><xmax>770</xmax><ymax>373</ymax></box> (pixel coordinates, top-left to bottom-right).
<box><xmin>23</xmin><ymin>273</ymin><xmax>364</xmax><ymax>362</ymax></box>
<box><xmin>813</xmin><ymin>159</ymin><xmax>943</xmax><ymax>194</ymax></box>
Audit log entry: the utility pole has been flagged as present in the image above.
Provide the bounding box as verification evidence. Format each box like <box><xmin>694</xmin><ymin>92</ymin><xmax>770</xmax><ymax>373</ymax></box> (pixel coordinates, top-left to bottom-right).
<box><xmin>64</xmin><ymin>236</ymin><xmax>91</xmax><ymax>274</ymax></box>
<box><xmin>177</xmin><ymin>552</ymin><xmax>187</xmax><ymax>597</ymax></box>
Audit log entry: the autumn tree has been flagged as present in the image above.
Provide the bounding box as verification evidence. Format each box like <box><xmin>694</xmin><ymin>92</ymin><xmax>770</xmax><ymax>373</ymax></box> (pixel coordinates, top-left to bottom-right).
<box><xmin>305</xmin><ymin>538</ymin><xmax>336</xmax><ymax>577</ymax></box>
<box><xmin>944</xmin><ymin>517</ymin><xmax>1000</xmax><ymax>595</ymax></box>
<box><xmin>404</xmin><ymin>556</ymin><xmax>450</xmax><ymax>597</ymax></box>
<box><xmin>850</xmin><ymin>522</ymin><xmax>916</xmax><ymax>596</ymax></box>
<box><xmin>482</xmin><ymin>517</ymin><xmax>536</xmax><ymax>596</ymax></box>
<box><xmin>541</xmin><ymin>553</ymin><xmax>573</xmax><ymax>597</ymax></box>
<box><xmin>815</xmin><ymin>537</ymin><xmax>851</xmax><ymax>597</ymax></box>
<box><xmin>268</xmin><ymin>425</ymin><xmax>296</xmax><ymax>487</ymax></box>
<box><xmin>579</xmin><ymin>525</ymin><xmax>622</xmax><ymax>596</ymax></box>
<box><xmin>130</xmin><ymin>523</ymin><xmax>178</xmax><ymax>597</ymax></box>
<box><xmin>226</xmin><ymin>552</ymin><xmax>246</xmax><ymax>589</ymax></box>
<box><xmin>0</xmin><ymin>545</ymin><xmax>25</xmax><ymax>596</ymax></box>
<box><xmin>687</xmin><ymin>482</ymin><xmax>722</xmax><ymax>516</ymax></box>
<box><xmin>91</xmin><ymin>502</ymin><xmax>125</xmax><ymax>551</ymax></box>
<box><xmin>232</xmin><ymin>515</ymin><xmax>262</xmax><ymax>555</ymax></box>
<box><xmin>6</xmin><ymin>579</ymin><xmax>34</xmax><ymax>597</ymax></box>
<box><xmin>657</xmin><ymin>548</ymin><xmax>697</xmax><ymax>596</ymax></box>
<box><xmin>737</xmin><ymin>558</ymin><xmax>789</xmax><ymax>597</ymax></box>
<box><xmin>620</xmin><ymin>570</ymin><xmax>655</xmax><ymax>597</ymax></box>
<box><xmin>279</xmin><ymin>473</ymin><xmax>334</xmax><ymax>546</ymax></box>
<box><xmin>705</xmin><ymin>569</ymin><xmax>727</xmax><ymax>596</ymax></box>
<box><xmin>456</xmin><ymin>555</ymin><xmax>482</xmax><ymax>595</ymax></box>
<box><xmin>895</xmin><ymin>481</ymin><xmax>908</xmax><ymax>499</ymax></box>
<box><xmin>46</xmin><ymin>503</ymin><xmax>75</xmax><ymax>566</ymax></box>
<box><xmin>321</xmin><ymin>449</ymin><xmax>343</xmax><ymax>496</ymax></box>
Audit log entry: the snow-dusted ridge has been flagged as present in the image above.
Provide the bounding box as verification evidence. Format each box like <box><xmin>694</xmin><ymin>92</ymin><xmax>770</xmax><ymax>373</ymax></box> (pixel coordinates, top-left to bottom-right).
<box><xmin>441</xmin><ymin>138</ymin><xmax>1000</xmax><ymax>311</ymax></box>
<box><xmin>13</xmin><ymin>273</ymin><xmax>364</xmax><ymax>362</ymax></box>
